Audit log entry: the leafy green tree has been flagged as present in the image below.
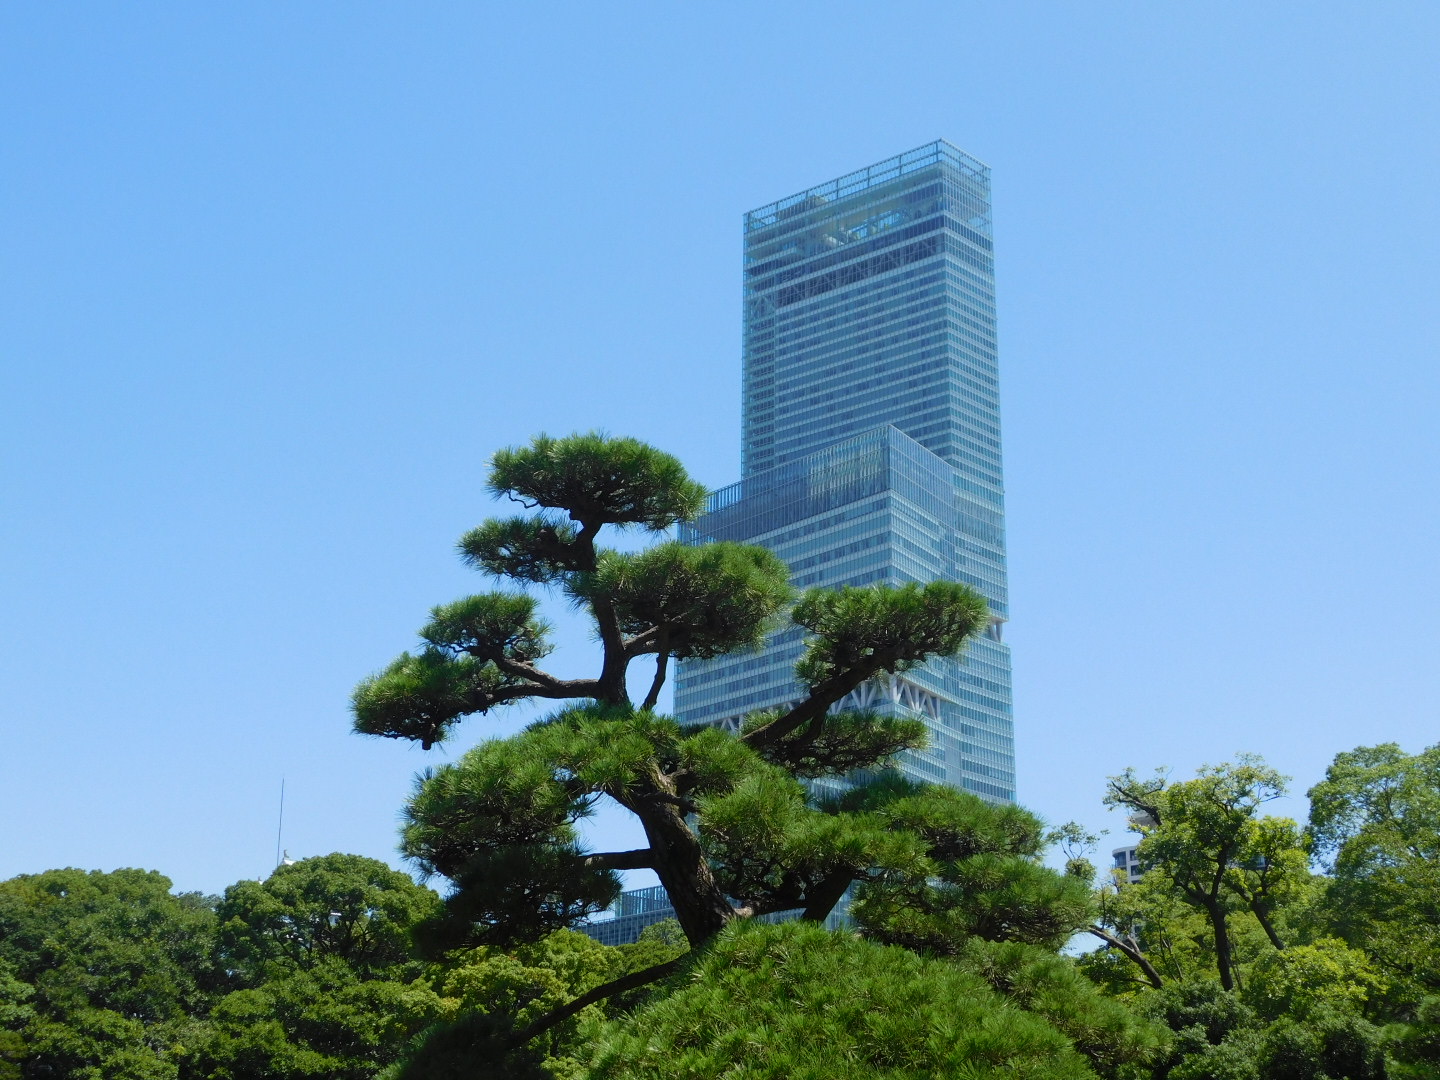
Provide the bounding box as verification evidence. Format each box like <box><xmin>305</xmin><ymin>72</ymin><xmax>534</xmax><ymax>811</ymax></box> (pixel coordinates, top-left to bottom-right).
<box><xmin>0</xmin><ymin>868</ymin><xmax>218</xmax><ymax>1080</ymax></box>
<box><xmin>1134</xmin><ymin>980</ymin><xmax>1390</xmax><ymax>1080</ymax></box>
<box><xmin>1104</xmin><ymin>757</ymin><xmax>1300</xmax><ymax>990</ymax></box>
<box><xmin>1241</xmin><ymin>939</ymin><xmax>1388</xmax><ymax>1024</ymax></box>
<box><xmin>216</xmin><ymin>853</ymin><xmax>441</xmax><ymax>984</ymax></box>
<box><xmin>385</xmin><ymin>927</ymin><xmax>687</xmax><ymax>1080</ymax></box>
<box><xmin>195</xmin><ymin>961</ymin><xmax>446</xmax><ymax>1080</ymax></box>
<box><xmin>1307</xmin><ymin>742</ymin><xmax>1440</xmax><ymax>1009</ymax></box>
<box><xmin>1085</xmin><ymin>755</ymin><xmax>1413</xmax><ymax>1079</ymax></box>
<box><xmin>353</xmin><ymin>432</ymin><xmax>1136</xmax><ymax>1069</ymax></box>
<box><xmin>1136</xmin><ymin>980</ymin><xmax>1262</xmax><ymax>1080</ymax></box>
<box><xmin>0</xmin><ymin>961</ymin><xmax>32</xmax><ymax>1080</ymax></box>
<box><xmin>197</xmin><ymin>855</ymin><xmax>446</xmax><ymax>1080</ymax></box>
<box><xmin>1385</xmin><ymin>996</ymin><xmax>1440</xmax><ymax>1078</ymax></box>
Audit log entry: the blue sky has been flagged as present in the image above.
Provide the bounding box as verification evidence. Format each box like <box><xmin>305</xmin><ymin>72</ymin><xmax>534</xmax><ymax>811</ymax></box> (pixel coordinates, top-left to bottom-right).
<box><xmin>2</xmin><ymin>4</ymin><xmax>1437</xmax><ymax>895</ymax></box>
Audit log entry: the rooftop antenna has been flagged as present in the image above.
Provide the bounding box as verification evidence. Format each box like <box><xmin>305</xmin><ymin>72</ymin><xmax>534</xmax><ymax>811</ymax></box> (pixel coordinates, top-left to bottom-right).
<box><xmin>274</xmin><ymin>778</ymin><xmax>286</xmax><ymax>870</ymax></box>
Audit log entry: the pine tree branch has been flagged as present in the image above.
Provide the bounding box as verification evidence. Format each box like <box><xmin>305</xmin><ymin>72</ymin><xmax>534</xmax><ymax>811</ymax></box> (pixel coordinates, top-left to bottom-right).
<box><xmin>507</xmin><ymin>956</ymin><xmax>685</xmax><ymax>1049</ymax></box>
<box><xmin>800</xmin><ymin>871</ymin><xmax>854</xmax><ymax>924</ymax></box>
<box><xmin>489</xmin><ymin>656</ymin><xmax>602</xmax><ymax>698</ymax></box>
<box><xmin>623</xmin><ymin>625</ymin><xmax>662</xmax><ymax>658</ymax></box>
<box><xmin>571</xmin><ymin>522</ymin><xmax>629</xmax><ymax>705</ymax></box>
<box><xmin>742</xmin><ymin>663</ymin><xmax>882</xmax><ymax>751</ymax></box>
<box><xmin>584</xmin><ymin>849</ymin><xmax>657</xmax><ymax>871</ymax></box>
<box><xmin>642</xmin><ymin>648</ymin><xmax>668</xmax><ymax>714</ymax></box>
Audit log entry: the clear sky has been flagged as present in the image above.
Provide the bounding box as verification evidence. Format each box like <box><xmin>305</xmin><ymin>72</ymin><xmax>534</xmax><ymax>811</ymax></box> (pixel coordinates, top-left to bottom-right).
<box><xmin>2</xmin><ymin>4</ymin><xmax>1437</xmax><ymax>896</ymax></box>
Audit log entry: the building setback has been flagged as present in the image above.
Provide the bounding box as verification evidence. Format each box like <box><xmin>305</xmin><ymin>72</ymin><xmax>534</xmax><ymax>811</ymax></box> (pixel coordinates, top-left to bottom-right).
<box><xmin>674</xmin><ymin>140</ymin><xmax>1015</xmax><ymax>802</ymax></box>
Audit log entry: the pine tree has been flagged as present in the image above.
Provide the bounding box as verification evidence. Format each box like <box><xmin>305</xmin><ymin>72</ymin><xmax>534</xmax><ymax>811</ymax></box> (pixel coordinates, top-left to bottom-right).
<box><xmin>352</xmin><ymin>432</ymin><xmax>1108</xmax><ymax>1063</ymax></box>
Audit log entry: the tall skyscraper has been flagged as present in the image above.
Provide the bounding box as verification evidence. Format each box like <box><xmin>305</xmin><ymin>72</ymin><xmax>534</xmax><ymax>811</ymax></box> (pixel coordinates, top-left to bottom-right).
<box><xmin>674</xmin><ymin>141</ymin><xmax>1014</xmax><ymax>802</ymax></box>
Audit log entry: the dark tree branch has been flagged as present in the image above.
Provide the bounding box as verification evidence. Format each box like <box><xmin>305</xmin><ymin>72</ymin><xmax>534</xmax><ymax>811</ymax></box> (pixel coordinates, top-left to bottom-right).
<box><xmin>584</xmin><ymin>849</ymin><xmax>656</xmax><ymax>871</ymax></box>
<box><xmin>623</xmin><ymin>625</ymin><xmax>662</xmax><ymax>658</ymax></box>
<box><xmin>800</xmin><ymin>871</ymin><xmax>854</xmax><ymax>924</ymax></box>
<box><xmin>1250</xmin><ymin>905</ymin><xmax>1286</xmax><ymax>951</ymax></box>
<box><xmin>569</xmin><ymin>522</ymin><xmax>629</xmax><ymax>705</ymax></box>
<box><xmin>1087</xmin><ymin>925</ymin><xmax>1165</xmax><ymax>989</ymax></box>
<box><xmin>742</xmin><ymin>663</ymin><xmax>883</xmax><ymax>751</ymax></box>
<box><xmin>477</xmin><ymin>678</ymin><xmax>606</xmax><ymax>708</ymax></box>
<box><xmin>641</xmin><ymin>636</ymin><xmax>670</xmax><ymax>712</ymax></box>
<box><xmin>508</xmin><ymin>956</ymin><xmax>685</xmax><ymax>1049</ymax></box>
<box><xmin>638</xmin><ymin>789</ymin><xmax>698</xmax><ymax>814</ymax></box>
<box><xmin>1106</xmin><ymin>779</ymin><xmax>1164</xmax><ymax>828</ymax></box>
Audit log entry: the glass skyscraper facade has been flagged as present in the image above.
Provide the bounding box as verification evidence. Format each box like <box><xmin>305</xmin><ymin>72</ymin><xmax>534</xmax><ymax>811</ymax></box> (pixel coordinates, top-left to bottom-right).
<box><xmin>674</xmin><ymin>140</ymin><xmax>1014</xmax><ymax>802</ymax></box>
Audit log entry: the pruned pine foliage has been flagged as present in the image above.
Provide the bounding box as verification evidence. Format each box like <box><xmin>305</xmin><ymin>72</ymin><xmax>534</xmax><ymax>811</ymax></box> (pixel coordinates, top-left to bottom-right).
<box><xmin>352</xmin><ymin>432</ymin><xmax>1004</xmax><ymax>951</ymax></box>
<box><xmin>585</xmin><ymin>921</ymin><xmax>1102</xmax><ymax>1080</ymax></box>
<box><xmin>353</xmin><ymin>432</ymin><xmax>1159</xmax><ymax>1074</ymax></box>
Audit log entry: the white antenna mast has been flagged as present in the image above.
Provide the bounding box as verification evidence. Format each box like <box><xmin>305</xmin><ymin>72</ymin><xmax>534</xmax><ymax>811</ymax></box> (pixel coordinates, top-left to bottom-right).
<box><xmin>274</xmin><ymin>778</ymin><xmax>286</xmax><ymax>869</ymax></box>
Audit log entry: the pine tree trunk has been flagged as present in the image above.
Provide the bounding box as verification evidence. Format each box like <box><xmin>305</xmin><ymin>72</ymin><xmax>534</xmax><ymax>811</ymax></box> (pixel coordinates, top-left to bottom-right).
<box><xmin>636</xmin><ymin>801</ymin><xmax>735</xmax><ymax>946</ymax></box>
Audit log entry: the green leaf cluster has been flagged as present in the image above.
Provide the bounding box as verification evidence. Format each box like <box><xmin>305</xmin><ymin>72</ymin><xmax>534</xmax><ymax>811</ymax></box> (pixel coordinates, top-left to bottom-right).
<box><xmin>1083</xmin><ymin>748</ymin><xmax>1440</xmax><ymax>1078</ymax></box>
<box><xmin>792</xmin><ymin>580</ymin><xmax>989</xmax><ymax>689</ymax></box>
<box><xmin>586</xmin><ymin>920</ymin><xmax>1105</xmax><ymax>1080</ymax></box>
<box><xmin>1307</xmin><ymin>742</ymin><xmax>1440</xmax><ymax>1008</ymax></box>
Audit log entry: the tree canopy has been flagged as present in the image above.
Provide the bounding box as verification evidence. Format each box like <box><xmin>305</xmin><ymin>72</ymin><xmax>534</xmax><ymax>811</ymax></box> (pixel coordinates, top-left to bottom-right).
<box><xmin>1082</xmin><ymin>749</ymin><xmax>1440</xmax><ymax>1079</ymax></box>
<box><xmin>350</xmin><ymin>431</ymin><xmax>1153</xmax><ymax>1072</ymax></box>
<box><xmin>351</xmin><ymin>432</ymin><xmax>1002</xmax><ymax>956</ymax></box>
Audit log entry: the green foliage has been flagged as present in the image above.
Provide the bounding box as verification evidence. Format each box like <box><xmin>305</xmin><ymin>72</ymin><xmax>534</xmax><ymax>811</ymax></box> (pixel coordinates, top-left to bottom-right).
<box><xmin>0</xmin><ymin>868</ymin><xmax>219</xmax><ymax>1080</ymax></box>
<box><xmin>1385</xmin><ymin>996</ymin><xmax>1440</xmax><ymax>1078</ymax></box>
<box><xmin>20</xmin><ymin>1008</ymin><xmax>190</xmax><ymax>1080</ymax></box>
<box><xmin>583</xmin><ymin>541</ymin><xmax>792</xmax><ymax>660</ymax></box>
<box><xmin>0</xmin><ymin>961</ymin><xmax>33</xmax><ymax>1031</ymax></box>
<box><xmin>420</xmin><ymin>592</ymin><xmax>553</xmax><ymax>663</ymax></box>
<box><xmin>951</xmin><ymin>938</ymin><xmax>1170</xmax><ymax>1078</ymax></box>
<box><xmin>216</xmin><ymin>854</ymin><xmax>441</xmax><ymax>984</ymax></box>
<box><xmin>384</xmin><ymin>928</ymin><xmax>686</xmax><ymax>1080</ymax></box>
<box><xmin>198</xmin><ymin>856</ymin><xmax>448</xmax><ymax>1079</ymax></box>
<box><xmin>431</xmin><ymin>931</ymin><xmax>616</xmax><ymax>1072</ymax></box>
<box><xmin>1084</xmin><ymin>870</ymin><xmax>1278</xmax><ymax>994</ymax></box>
<box><xmin>1111</xmin><ymin>758</ymin><xmax>1290</xmax><ymax>895</ymax></box>
<box><xmin>459</xmin><ymin>516</ymin><xmax>583</xmax><ymax>584</ymax></box>
<box><xmin>400</xmin><ymin>728</ymin><xmax>602</xmax><ymax>880</ymax></box>
<box><xmin>1142</xmin><ymin>980</ymin><xmax>1257</xmax><ymax>1051</ymax></box>
<box><xmin>1132</xmin><ymin>982</ymin><xmax>1385</xmax><ymax>1080</ymax></box>
<box><xmin>745</xmin><ymin>708</ymin><xmax>928</xmax><ymax>778</ymax></box>
<box><xmin>1241</xmin><ymin>939</ymin><xmax>1387</xmax><ymax>1023</ymax></box>
<box><xmin>852</xmin><ymin>783</ymin><xmax>1094</xmax><ymax>953</ymax></box>
<box><xmin>1254</xmin><ymin>1006</ymin><xmax>1388</xmax><ymax>1080</ymax></box>
<box><xmin>197</xmin><ymin>960</ymin><xmax>446</xmax><ymax>1080</ymax></box>
<box><xmin>351</xmin><ymin>648</ymin><xmax>509</xmax><ymax>746</ymax></box>
<box><xmin>415</xmin><ymin>846</ymin><xmax>621</xmax><ymax>954</ymax></box>
<box><xmin>792</xmin><ymin>580</ymin><xmax>989</xmax><ymax>689</ymax></box>
<box><xmin>1104</xmin><ymin>757</ymin><xmax>1302</xmax><ymax>990</ymax></box>
<box><xmin>0</xmin><ymin>964</ymin><xmax>29</xmax><ymax>1080</ymax></box>
<box><xmin>698</xmin><ymin>767</ymin><xmax>923</xmax><ymax>915</ymax></box>
<box><xmin>585</xmin><ymin>920</ymin><xmax>1102</xmax><ymax>1080</ymax></box>
<box><xmin>487</xmin><ymin>432</ymin><xmax>707</xmax><ymax>531</ymax></box>
<box><xmin>1081</xmin><ymin>746</ymin><xmax>1435</xmax><ymax>1080</ymax></box>
<box><xmin>1307</xmin><ymin>742</ymin><xmax>1440</xmax><ymax>1005</ymax></box>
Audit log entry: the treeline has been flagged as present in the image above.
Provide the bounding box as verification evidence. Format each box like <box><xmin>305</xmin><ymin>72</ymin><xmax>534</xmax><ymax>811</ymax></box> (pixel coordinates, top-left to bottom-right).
<box><xmin>9</xmin><ymin>433</ymin><xmax>1436</xmax><ymax>1078</ymax></box>
<box><xmin>2</xmin><ymin>742</ymin><xmax>1435</xmax><ymax>1079</ymax></box>
<box><xmin>0</xmin><ymin>853</ymin><xmax>686</xmax><ymax>1079</ymax></box>
<box><xmin>1077</xmin><ymin>743</ymin><xmax>1439</xmax><ymax>1079</ymax></box>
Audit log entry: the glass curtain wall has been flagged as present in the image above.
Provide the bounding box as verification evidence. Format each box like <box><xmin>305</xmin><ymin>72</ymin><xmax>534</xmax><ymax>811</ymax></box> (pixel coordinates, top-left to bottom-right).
<box><xmin>676</xmin><ymin>140</ymin><xmax>1014</xmax><ymax>802</ymax></box>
